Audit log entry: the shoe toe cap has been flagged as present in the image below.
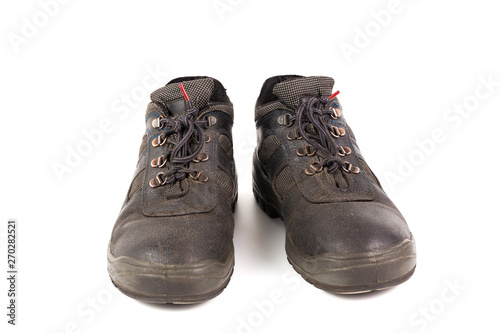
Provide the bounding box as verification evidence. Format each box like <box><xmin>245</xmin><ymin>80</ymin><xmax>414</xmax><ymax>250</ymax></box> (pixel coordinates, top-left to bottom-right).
<box><xmin>289</xmin><ymin>202</ymin><xmax>412</xmax><ymax>255</ymax></box>
<box><xmin>109</xmin><ymin>215</ymin><xmax>233</xmax><ymax>266</ymax></box>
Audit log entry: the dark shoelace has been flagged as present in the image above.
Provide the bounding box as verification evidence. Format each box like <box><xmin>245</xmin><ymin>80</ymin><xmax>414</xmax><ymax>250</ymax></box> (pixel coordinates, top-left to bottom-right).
<box><xmin>156</xmin><ymin>106</ymin><xmax>209</xmax><ymax>185</ymax></box>
<box><xmin>149</xmin><ymin>83</ymin><xmax>213</xmax><ymax>188</ymax></box>
<box><xmin>291</xmin><ymin>96</ymin><xmax>344</xmax><ymax>173</ymax></box>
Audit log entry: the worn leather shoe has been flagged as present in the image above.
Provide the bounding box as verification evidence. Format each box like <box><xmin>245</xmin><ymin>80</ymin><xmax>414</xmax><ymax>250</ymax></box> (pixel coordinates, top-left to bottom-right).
<box><xmin>252</xmin><ymin>75</ymin><xmax>416</xmax><ymax>294</ymax></box>
<box><xmin>108</xmin><ymin>77</ymin><xmax>237</xmax><ymax>303</ymax></box>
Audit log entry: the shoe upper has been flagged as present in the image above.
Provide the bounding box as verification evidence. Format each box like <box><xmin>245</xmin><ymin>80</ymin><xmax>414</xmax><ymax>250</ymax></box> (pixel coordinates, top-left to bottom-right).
<box><xmin>253</xmin><ymin>75</ymin><xmax>412</xmax><ymax>255</ymax></box>
<box><xmin>109</xmin><ymin>77</ymin><xmax>237</xmax><ymax>266</ymax></box>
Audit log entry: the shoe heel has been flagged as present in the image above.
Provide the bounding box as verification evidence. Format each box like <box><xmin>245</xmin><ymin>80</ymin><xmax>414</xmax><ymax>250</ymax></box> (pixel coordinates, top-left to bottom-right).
<box><xmin>252</xmin><ymin>161</ymin><xmax>281</xmax><ymax>219</ymax></box>
<box><xmin>253</xmin><ymin>190</ymin><xmax>280</xmax><ymax>218</ymax></box>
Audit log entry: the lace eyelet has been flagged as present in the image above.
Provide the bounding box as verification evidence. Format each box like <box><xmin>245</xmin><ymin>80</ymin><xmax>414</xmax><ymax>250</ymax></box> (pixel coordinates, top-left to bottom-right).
<box><xmin>152</xmin><ymin>116</ymin><xmax>164</xmax><ymax>129</ymax></box>
<box><xmin>277</xmin><ymin>114</ymin><xmax>293</xmax><ymax>127</ymax></box>
<box><xmin>287</xmin><ymin>129</ymin><xmax>301</xmax><ymax>141</ymax></box>
<box><xmin>149</xmin><ymin>172</ymin><xmax>166</xmax><ymax>188</ymax></box>
<box><xmin>305</xmin><ymin>162</ymin><xmax>323</xmax><ymax>175</ymax></box>
<box><xmin>296</xmin><ymin>146</ymin><xmax>316</xmax><ymax>157</ymax></box>
<box><xmin>330</xmin><ymin>126</ymin><xmax>346</xmax><ymax>138</ymax></box>
<box><xmin>207</xmin><ymin>116</ymin><xmax>217</xmax><ymax>126</ymax></box>
<box><xmin>193</xmin><ymin>153</ymin><xmax>209</xmax><ymax>162</ymax></box>
<box><xmin>152</xmin><ymin>136</ymin><xmax>167</xmax><ymax>147</ymax></box>
<box><xmin>328</xmin><ymin>107</ymin><xmax>342</xmax><ymax>119</ymax></box>
<box><xmin>342</xmin><ymin>162</ymin><xmax>360</xmax><ymax>174</ymax></box>
<box><xmin>189</xmin><ymin>171</ymin><xmax>208</xmax><ymax>182</ymax></box>
<box><xmin>306</xmin><ymin>146</ymin><xmax>316</xmax><ymax>156</ymax></box>
<box><xmin>338</xmin><ymin>146</ymin><xmax>352</xmax><ymax>156</ymax></box>
<box><xmin>151</xmin><ymin>156</ymin><xmax>167</xmax><ymax>168</ymax></box>
<box><xmin>205</xmin><ymin>135</ymin><xmax>211</xmax><ymax>143</ymax></box>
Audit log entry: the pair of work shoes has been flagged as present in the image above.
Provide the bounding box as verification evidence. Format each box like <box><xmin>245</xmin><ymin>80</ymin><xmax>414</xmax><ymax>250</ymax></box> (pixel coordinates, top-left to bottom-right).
<box><xmin>107</xmin><ymin>75</ymin><xmax>416</xmax><ymax>304</ymax></box>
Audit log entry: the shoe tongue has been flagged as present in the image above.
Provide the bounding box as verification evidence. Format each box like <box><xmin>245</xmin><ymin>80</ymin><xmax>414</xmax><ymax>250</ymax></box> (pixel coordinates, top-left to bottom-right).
<box><xmin>150</xmin><ymin>77</ymin><xmax>215</xmax><ymax>116</ymax></box>
<box><xmin>273</xmin><ymin>76</ymin><xmax>335</xmax><ymax>109</ymax></box>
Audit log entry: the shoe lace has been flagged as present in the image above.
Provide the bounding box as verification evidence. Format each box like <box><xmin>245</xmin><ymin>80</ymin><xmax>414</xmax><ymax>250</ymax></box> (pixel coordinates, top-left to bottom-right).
<box><xmin>290</xmin><ymin>93</ymin><xmax>359</xmax><ymax>175</ymax></box>
<box><xmin>149</xmin><ymin>85</ymin><xmax>211</xmax><ymax>188</ymax></box>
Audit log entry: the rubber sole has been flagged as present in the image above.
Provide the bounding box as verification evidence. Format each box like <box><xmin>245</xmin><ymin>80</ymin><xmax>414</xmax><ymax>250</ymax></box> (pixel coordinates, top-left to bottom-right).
<box><xmin>286</xmin><ymin>235</ymin><xmax>416</xmax><ymax>294</ymax></box>
<box><xmin>253</xmin><ymin>164</ymin><xmax>416</xmax><ymax>294</ymax></box>
<box><xmin>107</xmin><ymin>245</ymin><xmax>235</xmax><ymax>304</ymax></box>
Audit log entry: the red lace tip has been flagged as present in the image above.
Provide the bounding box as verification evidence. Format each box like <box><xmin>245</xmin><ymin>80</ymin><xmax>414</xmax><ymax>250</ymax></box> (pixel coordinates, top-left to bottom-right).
<box><xmin>179</xmin><ymin>84</ymin><xmax>190</xmax><ymax>101</ymax></box>
<box><xmin>329</xmin><ymin>90</ymin><xmax>340</xmax><ymax>99</ymax></box>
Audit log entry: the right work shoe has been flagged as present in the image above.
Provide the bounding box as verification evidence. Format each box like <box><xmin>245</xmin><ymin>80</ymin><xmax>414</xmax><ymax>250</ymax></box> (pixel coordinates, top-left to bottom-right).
<box><xmin>108</xmin><ymin>77</ymin><xmax>237</xmax><ymax>304</ymax></box>
<box><xmin>252</xmin><ymin>75</ymin><xmax>416</xmax><ymax>294</ymax></box>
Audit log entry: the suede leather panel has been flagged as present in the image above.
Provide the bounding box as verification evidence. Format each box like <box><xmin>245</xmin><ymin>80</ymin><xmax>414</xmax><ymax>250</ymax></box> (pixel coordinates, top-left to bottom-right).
<box><xmin>283</xmin><ymin>198</ymin><xmax>410</xmax><ymax>255</ymax></box>
<box><xmin>110</xmin><ymin>192</ymin><xmax>234</xmax><ymax>265</ymax></box>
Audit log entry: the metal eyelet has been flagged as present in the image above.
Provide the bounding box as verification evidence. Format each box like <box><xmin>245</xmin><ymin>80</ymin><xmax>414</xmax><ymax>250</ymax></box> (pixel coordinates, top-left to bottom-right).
<box><xmin>152</xmin><ymin>116</ymin><xmax>164</xmax><ymax>129</ymax></box>
<box><xmin>152</xmin><ymin>136</ymin><xmax>167</xmax><ymax>147</ymax></box>
<box><xmin>330</xmin><ymin>126</ymin><xmax>346</xmax><ymax>138</ymax></box>
<box><xmin>338</xmin><ymin>146</ymin><xmax>352</xmax><ymax>156</ymax></box>
<box><xmin>296</xmin><ymin>146</ymin><xmax>316</xmax><ymax>157</ymax></box>
<box><xmin>150</xmin><ymin>156</ymin><xmax>167</xmax><ymax>168</ymax></box>
<box><xmin>207</xmin><ymin>116</ymin><xmax>217</xmax><ymax>126</ymax></box>
<box><xmin>287</xmin><ymin>129</ymin><xmax>302</xmax><ymax>141</ymax></box>
<box><xmin>149</xmin><ymin>172</ymin><xmax>166</xmax><ymax>188</ymax></box>
<box><xmin>305</xmin><ymin>146</ymin><xmax>316</xmax><ymax>156</ymax></box>
<box><xmin>189</xmin><ymin>171</ymin><xmax>208</xmax><ymax>182</ymax></box>
<box><xmin>193</xmin><ymin>153</ymin><xmax>209</xmax><ymax>162</ymax></box>
<box><xmin>342</xmin><ymin>162</ymin><xmax>360</xmax><ymax>174</ymax></box>
<box><xmin>205</xmin><ymin>135</ymin><xmax>211</xmax><ymax>143</ymax></box>
<box><xmin>277</xmin><ymin>114</ymin><xmax>293</xmax><ymax>127</ymax></box>
<box><xmin>305</xmin><ymin>162</ymin><xmax>323</xmax><ymax>175</ymax></box>
<box><xmin>329</xmin><ymin>107</ymin><xmax>342</xmax><ymax>119</ymax></box>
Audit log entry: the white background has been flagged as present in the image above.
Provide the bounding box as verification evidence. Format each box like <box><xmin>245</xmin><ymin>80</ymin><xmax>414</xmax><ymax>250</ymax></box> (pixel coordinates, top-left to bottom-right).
<box><xmin>1</xmin><ymin>0</ymin><xmax>499</xmax><ymax>332</ymax></box>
